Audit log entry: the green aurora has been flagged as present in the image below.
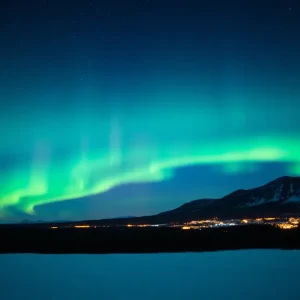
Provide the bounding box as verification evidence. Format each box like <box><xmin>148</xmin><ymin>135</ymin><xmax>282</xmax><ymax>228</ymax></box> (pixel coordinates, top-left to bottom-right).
<box><xmin>1</xmin><ymin>90</ymin><xmax>300</xmax><ymax>217</ymax></box>
<box><xmin>1</xmin><ymin>132</ymin><xmax>300</xmax><ymax>216</ymax></box>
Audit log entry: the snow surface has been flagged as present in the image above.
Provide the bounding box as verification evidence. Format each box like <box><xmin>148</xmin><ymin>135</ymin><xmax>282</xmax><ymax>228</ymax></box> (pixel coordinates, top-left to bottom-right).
<box><xmin>284</xmin><ymin>195</ymin><xmax>300</xmax><ymax>203</ymax></box>
<box><xmin>290</xmin><ymin>183</ymin><xmax>294</xmax><ymax>195</ymax></box>
<box><xmin>272</xmin><ymin>184</ymin><xmax>284</xmax><ymax>202</ymax></box>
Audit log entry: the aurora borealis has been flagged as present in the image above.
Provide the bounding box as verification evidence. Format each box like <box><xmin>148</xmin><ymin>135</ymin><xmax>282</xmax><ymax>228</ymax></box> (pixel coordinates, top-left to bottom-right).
<box><xmin>0</xmin><ymin>0</ymin><xmax>300</xmax><ymax>221</ymax></box>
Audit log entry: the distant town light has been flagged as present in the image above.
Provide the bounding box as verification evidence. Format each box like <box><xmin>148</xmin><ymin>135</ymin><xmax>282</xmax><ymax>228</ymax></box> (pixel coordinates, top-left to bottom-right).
<box><xmin>289</xmin><ymin>218</ymin><xmax>299</xmax><ymax>225</ymax></box>
<box><xmin>74</xmin><ymin>225</ymin><xmax>90</xmax><ymax>228</ymax></box>
<box><xmin>182</xmin><ymin>226</ymin><xmax>191</xmax><ymax>230</ymax></box>
<box><xmin>277</xmin><ymin>223</ymin><xmax>297</xmax><ymax>230</ymax></box>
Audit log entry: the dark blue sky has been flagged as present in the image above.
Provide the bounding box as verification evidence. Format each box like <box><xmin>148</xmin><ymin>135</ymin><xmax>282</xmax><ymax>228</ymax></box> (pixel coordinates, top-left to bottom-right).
<box><xmin>0</xmin><ymin>0</ymin><xmax>299</xmax><ymax>221</ymax></box>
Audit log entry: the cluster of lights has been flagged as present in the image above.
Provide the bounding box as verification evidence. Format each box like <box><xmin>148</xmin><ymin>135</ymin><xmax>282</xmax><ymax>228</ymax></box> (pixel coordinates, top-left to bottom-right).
<box><xmin>277</xmin><ymin>223</ymin><xmax>298</xmax><ymax>230</ymax></box>
<box><xmin>289</xmin><ymin>218</ymin><xmax>299</xmax><ymax>225</ymax></box>
<box><xmin>48</xmin><ymin>217</ymin><xmax>300</xmax><ymax>230</ymax></box>
<box><xmin>183</xmin><ymin>219</ymin><xmax>238</xmax><ymax>229</ymax></box>
<box><xmin>127</xmin><ymin>224</ymin><xmax>158</xmax><ymax>228</ymax></box>
<box><xmin>180</xmin><ymin>216</ymin><xmax>300</xmax><ymax>230</ymax></box>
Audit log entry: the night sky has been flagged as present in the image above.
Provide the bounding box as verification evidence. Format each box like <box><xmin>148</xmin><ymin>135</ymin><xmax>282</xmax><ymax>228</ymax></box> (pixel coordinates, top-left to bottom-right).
<box><xmin>0</xmin><ymin>0</ymin><xmax>299</xmax><ymax>221</ymax></box>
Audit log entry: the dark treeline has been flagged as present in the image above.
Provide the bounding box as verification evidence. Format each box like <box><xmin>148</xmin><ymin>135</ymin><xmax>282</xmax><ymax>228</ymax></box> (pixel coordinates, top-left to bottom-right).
<box><xmin>0</xmin><ymin>225</ymin><xmax>300</xmax><ymax>254</ymax></box>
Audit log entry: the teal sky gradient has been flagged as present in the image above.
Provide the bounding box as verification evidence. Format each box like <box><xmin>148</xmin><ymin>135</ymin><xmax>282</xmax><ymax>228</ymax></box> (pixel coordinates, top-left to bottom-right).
<box><xmin>0</xmin><ymin>0</ymin><xmax>299</xmax><ymax>221</ymax></box>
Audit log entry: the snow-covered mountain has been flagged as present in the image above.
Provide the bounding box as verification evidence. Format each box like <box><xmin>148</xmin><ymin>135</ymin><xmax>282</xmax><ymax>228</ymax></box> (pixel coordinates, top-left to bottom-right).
<box><xmin>222</xmin><ymin>176</ymin><xmax>300</xmax><ymax>208</ymax></box>
<box><xmin>156</xmin><ymin>176</ymin><xmax>300</xmax><ymax>220</ymax></box>
<box><xmin>43</xmin><ymin>176</ymin><xmax>300</xmax><ymax>226</ymax></box>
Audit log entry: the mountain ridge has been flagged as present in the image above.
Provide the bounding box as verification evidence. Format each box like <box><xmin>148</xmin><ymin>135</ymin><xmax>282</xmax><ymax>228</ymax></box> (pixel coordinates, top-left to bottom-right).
<box><xmin>91</xmin><ymin>176</ymin><xmax>300</xmax><ymax>225</ymax></box>
<box><xmin>158</xmin><ymin>176</ymin><xmax>300</xmax><ymax>219</ymax></box>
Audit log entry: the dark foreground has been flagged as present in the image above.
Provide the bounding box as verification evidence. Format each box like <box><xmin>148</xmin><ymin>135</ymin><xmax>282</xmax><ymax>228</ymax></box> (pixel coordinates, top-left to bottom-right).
<box><xmin>1</xmin><ymin>225</ymin><xmax>300</xmax><ymax>254</ymax></box>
